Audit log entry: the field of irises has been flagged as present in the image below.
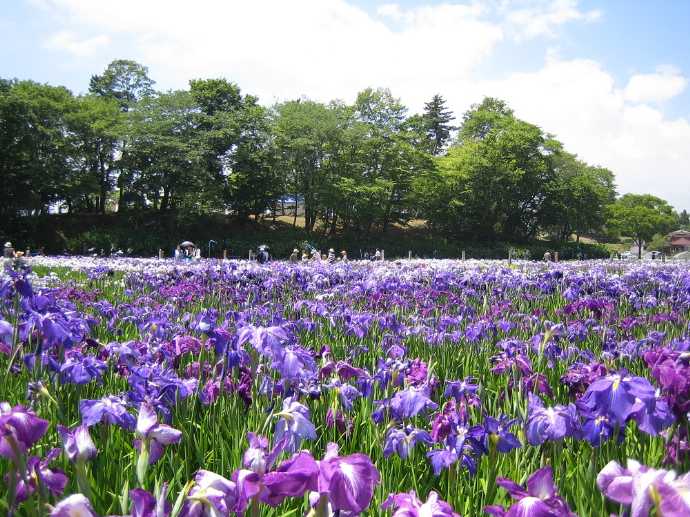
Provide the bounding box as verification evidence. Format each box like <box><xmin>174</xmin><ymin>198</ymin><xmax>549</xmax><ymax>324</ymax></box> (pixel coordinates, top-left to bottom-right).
<box><xmin>2</xmin><ymin>256</ymin><xmax>690</xmax><ymax>516</ymax></box>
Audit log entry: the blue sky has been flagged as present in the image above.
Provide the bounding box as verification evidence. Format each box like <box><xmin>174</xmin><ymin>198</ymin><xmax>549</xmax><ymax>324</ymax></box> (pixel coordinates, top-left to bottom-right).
<box><xmin>2</xmin><ymin>0</ymin><xmax>689</xmax><ymax>210</ymax></box>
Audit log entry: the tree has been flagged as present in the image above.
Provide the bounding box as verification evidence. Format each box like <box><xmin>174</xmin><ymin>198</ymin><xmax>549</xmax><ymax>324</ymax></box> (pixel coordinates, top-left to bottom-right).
<box><xmin>274</xmin><ymin>100</ymin><xmax>341</xmax><ymax>233</ymax></box>
<box><xmin>459</xmin><ymin>97</ymin><xmax>513</xmax><ymax>142</ymax></box>
<box><xmin>423</xmin><ymin>100</ymin><xmax>558</xmax><ymax>240</ymax></box>
<box><xmin>63</xmin><ymin>95</ymin><xmax>122</xmax><ymax>213</ymax></box>
<box><xmin>607</xmin><ymin>194</ymin><xmax>677</xmax><ymax>258</ymax></box>
<box><xmin>543</xmin><ymin>152</ymin><xmax>616</xmax><ymax>242</ymax></box>
<box><xmin>352</xmin><ymin>88</ymin><xmax>432</xmax><ymax>233</ymax></box>
<box><xmin>422</xmin><ymin>94</ymin><xmax>455</xmax><ymax>155</ymax></box>
<box><xmin>122</xmin><ymin>90</ymin><xmax>208</xmax><ymax>211</ymax></box>
<box><xmin>678</xmin><ymin>209</ymin><xmax>690</xmax><ymax>229</ymax></box>
<box><xmin>0</xmin><ymin>80</ymin><xmax>74</xmax><ymax>221</ymax></box>
<box><xmin>89</xmin><ymin>60</ymin><xmax>155</xmax><ymax>111</ymax></box>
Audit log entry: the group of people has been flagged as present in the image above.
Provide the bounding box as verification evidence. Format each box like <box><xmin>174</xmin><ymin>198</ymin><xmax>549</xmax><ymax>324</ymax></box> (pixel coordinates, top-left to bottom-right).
<box><xmin>289</xmin><ymin>248</ymin><xmax>348</xmax><ymax>263</ymax></box>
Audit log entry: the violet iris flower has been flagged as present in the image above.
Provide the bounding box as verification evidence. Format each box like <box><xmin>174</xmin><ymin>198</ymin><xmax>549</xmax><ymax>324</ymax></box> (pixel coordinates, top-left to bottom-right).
<box><xmin>382</xmin><ymin>490</ymin><xmax>460</xmax><ymax>517</ymax></box>
<box><xmin>180</xmin><ymin>470</ymin><xmax>238</xmax><ymax>517</ymax></box>
<box><xmin>578</xmin><ymin>371</ymin><xmax>666</xmax><ymax>429</ymax></box>
<box><xmin>11</xmin><ymin>448</ymin><xmax>68</xmax><ymax>503</ymax></box>
<box><xmin>384</xmin><ymin>425</ymin><xmax>433</xmax><ymax>459</ymax></box>
<box><xmin>481</xmin><ymin>415</ymin><xmax>521</xmax><ymax>454</ymax></box>
<box><xmin>444</xmin><ymin>377</ymin><xmax>480</xmax><ymax>405</ymax></box>
<box><xmin>50</xmin><ymin>494</ymin><xmax>98</xmax><ymax>517</ymax></box>
<box><xmin>485</xmin><ymin>466</ymin><xmax>576</xmax><ymax>517</ymax></box>
<box><xmin>597</xmin><ymin>459</ymin><xmax>690</xmax><ymax>517</ymax></box>
<box><xmin>0</xmin><ymin>402</ymin><xmax>49</xmax><ymax>460</ymax></box>
<box><xmin>79</xmin><ymin>395</ymin><xmax>136</xmax><ymax>430</ymax></box>
<box><xmin>274</xmin><ymin>396</ymin><xmax>317</xmax><ymax>453</ymax></box>
<box><xmin>525</xmin><ymin>393</ymin><xmax>579</xmax><ymax>446</ymax></box>
<box><xmin>315</xmin><ymin>443</ymin><xmax>381</xmax><ymax>514</ymax></box>
<box><xmin>261</xmin><ymin>450</ymin><xmax>320</xmax><ymax>507</ymax></box>
<box><xmin>59</xmin><ymin>352</ymin><xmax>107</xmax><ymax>385</ymax></box>
<box><xmin>57</xmin><ymin>424</ymin><xmax>97</xmax><ymax>463</ymax></box>
<box><xmin>427</xmin><ymin>431</ymin><xmax>481</xmax><ymax>477</ymax></box>
<box><xmin>390</xmin><ymin>387</ymin><xmax>438</xmax><ymax>421</ymax></box>
<box><xmin>130</xmin><ymin>486</ymin><xmax>171</xmax><ymax>517</ymax></box>
<box><xmin>135</xmin><ymin>402</ymin><xmax>182</xmax><ymax>465</ymax></box>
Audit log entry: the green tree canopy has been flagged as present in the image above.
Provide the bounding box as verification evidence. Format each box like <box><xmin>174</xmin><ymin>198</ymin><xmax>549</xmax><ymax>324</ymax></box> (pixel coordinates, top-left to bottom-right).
<box><xmin>607</xmin><ymin>194</ymin><xmax>677</xmax><ymax>258</ymax></box>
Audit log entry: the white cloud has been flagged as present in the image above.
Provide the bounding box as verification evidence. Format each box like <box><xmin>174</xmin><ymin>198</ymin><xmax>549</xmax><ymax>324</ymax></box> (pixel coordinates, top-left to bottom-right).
<box><xmin>29</xmin><ymin>0</ymin><xmax>690</xmax><ymax>210</ymax></box>
<box><xmin>623</xmin><ymin>67</ymin><xmax>688</xmax><ymax>103</ymax></box>
<box><xmin>501</xmin><ymin>0</ymin><xmax>602</xmax><ymax>40</ymax></box>
<box><xmin>44</xmin><ymin>30</ymin><xmax>110</xmax><ymax>57</ymax></box>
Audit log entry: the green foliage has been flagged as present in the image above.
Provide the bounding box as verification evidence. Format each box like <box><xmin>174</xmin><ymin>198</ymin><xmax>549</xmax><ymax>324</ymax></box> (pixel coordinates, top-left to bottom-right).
<box><xmin>89</xmin><ymin>59</ymin><xmax>155</xmax><ymax>111</ymax></box>
<box><xmin>1</xmin><ymin>63</ymin><xmax>685</xmax><ymax>253</ymax></box>
<box><xmin>422</xmin><ymin>94</ymin><xmax>455</xmax><ymax>155</ymax></box>
<box><xmin>607</xmin><ymin>194</ymin><xmax>677</xmax><ymax>258</ymax></box>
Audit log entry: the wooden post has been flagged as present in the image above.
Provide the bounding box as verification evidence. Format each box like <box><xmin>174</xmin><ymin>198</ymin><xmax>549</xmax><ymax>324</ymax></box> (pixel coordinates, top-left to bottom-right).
<box><xmin>158</xmin><ymin>249</ymin><xmax>163</xmax><ymax>259</ymax></box>
<box><xmin>223</xmin><ymin>249</ymin><xmax>228</xmax><ymax>259</ymax></box>
<box><xmin>408</xmin><ymin>250</ymin><xmax>412</xmax><ymax>260</ymax></box>
<box><xmin>508</xmin><ymin>248</ymin><xmax>512</xmax><ymax>265</ymax></box>
<box><xmin>462</xmin><ymin>250</ymin><xmax>465</xmax><ymax>261</ymax></box>
<box><xmin>381</xmin><ymin>249</ymin><xmax>385</xmax><ymax>261</ymax></box>
<box><xmin>554</xmin><ymin>252</ymin><xmax>559</xmax><ymax>262</ymax></box>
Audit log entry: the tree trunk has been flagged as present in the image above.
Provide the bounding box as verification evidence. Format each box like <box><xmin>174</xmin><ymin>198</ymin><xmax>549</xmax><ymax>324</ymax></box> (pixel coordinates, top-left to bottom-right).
<box><xmin>329</xmin><ymin>211</ymin><xmax>338</xmax><ymax>236</ymax></box>
<box><xmin>293</xmin><ymin>197</ymin><xmax>298</xmax><ymax>228</ymax></box>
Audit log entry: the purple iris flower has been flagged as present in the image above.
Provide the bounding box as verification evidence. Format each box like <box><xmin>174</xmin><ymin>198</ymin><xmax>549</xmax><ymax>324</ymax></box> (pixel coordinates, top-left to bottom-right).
<box><xmin>130</xmin><ymin>486</ymin><xmax>171</xmax><ymax>517</ymax></box>
<box><xmin>261</xmin><ymin>450</ymin><xmax>320</xmax><ymax>507</ymax></box>
<box><xmin>382</xmin><ymin>490</ymin><xmax>460</xmax><ymax>517</ymax></box>
<box><xmin>180</xmin><ymin>470</ymin><xmax>238</xmax><ymax>517</ymax></box>
<box><xmin>0</xmin><ymin>402</ymin><xmax>49</xmax><ymax>460</ymax></box>
<box><xmin>79</xmin><ymin>395</ymin><xmax>136</xmax><ymax>430</ymax></box>
<box><xmin>384</xmin><ymin>425</ymin><xmax>433</xmax><ymax>459</ymax></box>
<box><xmin>236</xmin><ymin>324</ymin><xmax>289</xmax><ymax>355</ymax></box>
<box><xmin>49</xmin><ymin>494</ymin><xmax>98</xmax><ymax>517</ymax></box>
<box><xmin>134</xmin><ymin>402</ymin><xmax>182</xmax><ymax>465</ymax></box>
<box><xmin>485</xmin><ymin>466</ymin><xmax>576</xmax><ymax>517</ymax></box>
<box><xmin>481</xmin><ymin>415</ymin><xmax>521</xmax><ymax>454</ymax></box>
<box><xmin>325</xmin><ymin>380</ymin><xmax>362</xmax><ymax>411</ymax></box>
<box><xmin>390</xmin><ymin>387</ymin><xmax>438</xmax><ymax>421</ymax></box>
<box><xmin>10</xmin><ymin>448</ymin><xmax>68</xmax><ymax>503</ymax></box>
<box><xmin>579</xmin><ymin>371</ymin><xmax>656</xmax><ymax>427</ymax></box>
<box><xmin>271</xmin><ymin>345</ymin><xmax>317</xmax><ymax>382</ymax></box>
<box><xmin>580</xmin><ymin>410</ymin><xmax>616</xmax><ymax>446</ymax></box>
<box><xmin>525</xmin><ymin>393</ymin><xmax>579</xmax><ymax>446</ymax></box>
<box><xmin>57</xmin><ymin>424</ymin><xmax>97</xmax><ymax>463</ymax></box>
<box><xmin>444</xmin><ymin>377</ymin><xmax>480</xmax><ymax>405</ymax></box>
<box><xmin>598</xmin><ymin>459</ymin><xmax>690</xmax><ymax>517</ymax></box>
<box><xmin>59</xmin><ymin>353</ymin><xmax>107</xmax><ymax>385</ymax></box>
<box><xmin>315</xmin><ymin>442</ymin><xmax>381</xmax><ymax>514</ymax></box>
<box><xmin>274</xmin><ymin>396</ymin><xmax>317</xmax><ymax>453</ymax></box>
<box><xmin>427</xmin><ymin>429</ymin><xmax>481</xmax><ymax>477</ymax></box>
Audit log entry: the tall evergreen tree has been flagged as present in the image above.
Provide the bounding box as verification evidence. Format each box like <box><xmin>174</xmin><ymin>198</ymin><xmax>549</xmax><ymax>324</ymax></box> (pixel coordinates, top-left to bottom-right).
<box><xmin>422</xmin><ymin>94</ymin><xmax>455</xmax><ymax>155</ymax></box>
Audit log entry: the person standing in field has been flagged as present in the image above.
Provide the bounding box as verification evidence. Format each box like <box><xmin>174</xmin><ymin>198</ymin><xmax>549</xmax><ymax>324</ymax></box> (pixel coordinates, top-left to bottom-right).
<box><xmin>340</xmin><ymin>250</ymin><xmax>348</xmax><ymax>261</ymax></box>
<box><xmin>374</xmin><ymin>249</ymin><xmax>382</xmax><ymax>261</ymax></box>
<box><xmin>543</xmin><ymin>251</ymin><xmax>552</xmax><ymax>262</ymax></box>
<box><xmin>327</xmin><ymin>248</ymin><xmax>336</xmax><ymax>263</ymax></box>
<box><xmin>4</xmin><ymin>242</ymin><xmax>16</xmax><ymax>258</ymax></box>
<box><xmin>289</xmin><ymin>249</ymin><xmax>300</xmax><ymax>262</ymax></box>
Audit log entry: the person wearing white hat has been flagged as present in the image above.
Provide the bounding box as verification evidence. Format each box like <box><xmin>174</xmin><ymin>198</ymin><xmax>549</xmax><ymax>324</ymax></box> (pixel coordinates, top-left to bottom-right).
<box><xmin>327</xmin><ymin>248</ymin><xmax>336</xmax><ymax>263</ymax></box>
<box><xmin>289</xmin><ymin>249</ymin><xmax>300</xmax><ymax>262</ymax></box>
<box><xmin>4</xmin><ymin>242</ymin><xmax>16</xmax><ymax>259</ymax></box>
